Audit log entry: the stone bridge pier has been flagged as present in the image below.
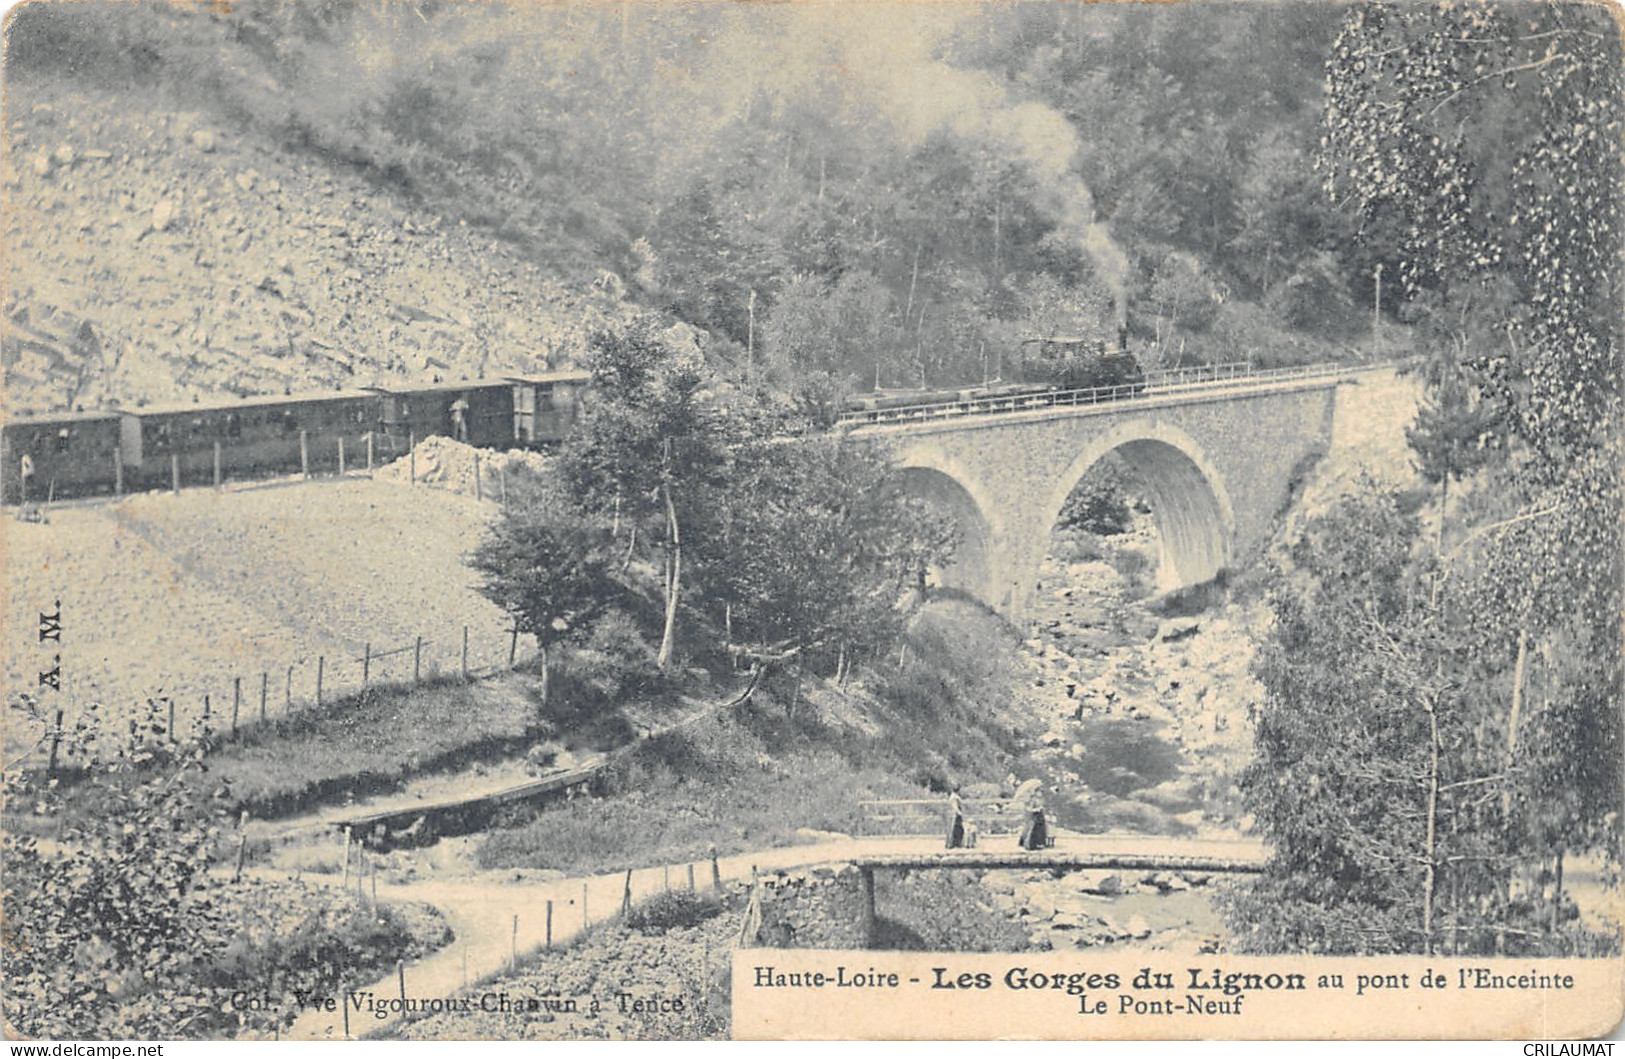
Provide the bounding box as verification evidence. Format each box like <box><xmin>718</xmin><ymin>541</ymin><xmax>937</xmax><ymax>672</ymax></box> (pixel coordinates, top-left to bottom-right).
<box><xmin>865</xmin><ymin>380</ymin><xmax>1342</xmax><ymax>621</ymax></box>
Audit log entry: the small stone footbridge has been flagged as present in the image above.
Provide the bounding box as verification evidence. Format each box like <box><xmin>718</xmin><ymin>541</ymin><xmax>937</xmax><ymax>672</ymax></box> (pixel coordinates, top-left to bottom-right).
<box><xmin>840</xmin><ymin>835</ymin><xmax>1267</xmax><ymax>943</ymax></box>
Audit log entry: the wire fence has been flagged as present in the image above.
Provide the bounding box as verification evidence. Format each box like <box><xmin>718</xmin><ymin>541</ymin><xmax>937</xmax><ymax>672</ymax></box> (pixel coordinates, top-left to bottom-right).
<box><xmin>35</xmin><ymin>622</ymin><xmax>538</xmax><ymax>774</ymax></box>
<box><xmin>4</xmin><ymin>423</ymin><xmax>536</xmax><ymax>509</ymax></box>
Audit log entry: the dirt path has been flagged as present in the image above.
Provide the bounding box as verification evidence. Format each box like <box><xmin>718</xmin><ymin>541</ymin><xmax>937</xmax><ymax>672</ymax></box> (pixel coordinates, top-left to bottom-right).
<box><xmin>284</xmin><ymin>830</ymin><xmax>1265</xmax><ymax>1040</ymax></box>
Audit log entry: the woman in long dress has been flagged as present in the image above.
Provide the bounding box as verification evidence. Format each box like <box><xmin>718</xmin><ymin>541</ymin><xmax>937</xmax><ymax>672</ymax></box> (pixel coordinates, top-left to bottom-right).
<box><xmin>945</xmin><ymin>788</ymin><xmax>966</xmax><ymax>849</ymax></box>
<box><xmin>1015</xmin><ymin>779</ymin><xmax>1047</xmax><ymax>850</ymax></box>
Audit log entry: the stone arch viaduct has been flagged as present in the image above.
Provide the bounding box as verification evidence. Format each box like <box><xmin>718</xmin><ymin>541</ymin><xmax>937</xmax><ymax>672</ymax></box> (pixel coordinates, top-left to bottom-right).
<box><xmin>855</xmin><ymin>377</ymin><xmax>1345</xmax><ymax>620</ymax></box>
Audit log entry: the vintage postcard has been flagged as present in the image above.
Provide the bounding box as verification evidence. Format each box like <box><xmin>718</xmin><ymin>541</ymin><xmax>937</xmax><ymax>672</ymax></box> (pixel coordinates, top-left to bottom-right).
<box><xmin>2</xmin><ymin>0</ymin><xmax>1621</xmax><ymax>1046</ymax></box>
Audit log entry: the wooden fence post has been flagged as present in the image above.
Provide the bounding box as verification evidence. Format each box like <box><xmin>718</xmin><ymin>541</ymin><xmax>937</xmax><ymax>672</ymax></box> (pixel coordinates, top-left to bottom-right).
<box><xmin>167</xmin><ymin>698</ymin><xmax>175</xmax><ymax>741</ymax></box>
<box><xmin>231</xmin><ymin>676</ymin><xmax>241</xmax><ymax>734</ymax></box>
<box><xmin>213</xmin><ymin>441</ymin><xmax>222</xmax><ymax>488</ymax></box>
<box><xmin>860</xmin><ymin>867</ymin><xmax>877</xmax><ymax>946</ymax></box>
<box><xmin>233</xmin><ymin>810</ymin><xmax>249</xmax><ymax>882</ymax></box>
<box><xmin>413</xmin><ymin>636</ymin><xmax>423</xmax><ymax>684</ymax></box>
<box><xmin>546</xmin><ymin>899</ymin><xmax>553</xmax><ymax>949</ymax></box>
<box><xmin>710</xmin><ymin>844</ymin><xmax>722</xmax><ymax>892</ymax></box>
<box><xmin>46</xmin><ymin>708</ymin><xmax>64</xmax><ymax>776</ymax></box>
<box><xmin>316</xmin><ymin>656</ymin><xmax>325</xmax><ymax>708</ymax></box>
<box><xmin>362</xmin><ymin>643</ymin><xmax>371</xmax><ymax>691</ymax></box>
<box><xmin>461</xmin><ymin>626</ymin><xmax>470</xmax><ymax>681</ymax></box>
<box><xmin>260</xmin><ymin>672</ymin><xmax>268</xmax><ymax>722</ymax></box>
<box><xmin>622</xmin><ymin>869</ymin><xmax>633</xmax><ymax>917</ymax></box>
<box><xmin>171</xmin><ymin>453</ymin><xmax>180</xmax><ymax>495</ymax></box>
<box><xmin>341</xmin><ymin>826</ymin><xmax>352</xmax><ymax>886</ymax></box>
<box><xmin>509</xmin><ymin>625</ymin><xmax>519</xmax><ymax>669</ymax></box>
<box><xmin>299</xmin><ymin>431</ymin><xmax>309</xmax><ymax>479</ymax></box>
<box><xmin>398</xmin><ymin>960</ymin><xmax>407</xmax><ymax>1004</ymax></box>
<box><xmin>688</xmin><ymin>863</ymin><xmax>696</xmax><ymax>892</ymax></box>
<box><xmin>203</xmin><ymin>693</ymin><xmax>211</xmax><ymax>723</ymax></box>
<box><xmin>285</xmin><ymin>665</ymin><xmax>293</xmax><ymax>710</ymax></box>
<box><xmin>511</xmin><ymin>914</ymin><xmax>519</xmax><ymax>969</ymax></box>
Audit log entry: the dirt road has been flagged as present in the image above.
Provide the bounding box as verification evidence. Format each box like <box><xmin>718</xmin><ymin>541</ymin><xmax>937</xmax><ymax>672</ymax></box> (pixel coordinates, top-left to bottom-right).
<box><xmin>284</xmin><ymin>831</ymin><xmax>1266</xmax><ymax>1040</ymax></box>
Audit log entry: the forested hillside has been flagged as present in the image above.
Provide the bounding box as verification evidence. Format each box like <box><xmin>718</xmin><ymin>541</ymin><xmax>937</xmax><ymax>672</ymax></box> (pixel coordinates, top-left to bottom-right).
<box><xmin>4</xmin><ymin>1</ymin><xmax>1381</xmax><ymax>412</ymax></box>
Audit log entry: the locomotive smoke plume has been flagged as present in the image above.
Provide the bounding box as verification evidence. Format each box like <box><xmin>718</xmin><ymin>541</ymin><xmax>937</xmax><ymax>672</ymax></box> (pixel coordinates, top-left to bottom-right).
<box><xmin>700</xmin><ymin>4</ymin><xmax>1132</xmax><ymax>323</ymax></box>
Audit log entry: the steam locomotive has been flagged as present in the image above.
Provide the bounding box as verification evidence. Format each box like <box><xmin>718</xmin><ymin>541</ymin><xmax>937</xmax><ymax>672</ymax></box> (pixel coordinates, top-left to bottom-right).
<box><xmin>842</xmin><ymin>330</ymin><xmax>1146</xmax><ymax>420</ymax></box>
<box><xmin>1</xmin><ymin>370</ymin><xmax>590</xmax><ymax>505</ymax></box>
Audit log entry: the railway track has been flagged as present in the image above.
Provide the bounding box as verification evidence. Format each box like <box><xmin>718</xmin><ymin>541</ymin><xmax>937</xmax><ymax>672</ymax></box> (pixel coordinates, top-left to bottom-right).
<box><xmin>836</xmin><ymin>359</ymin><xmax>1407</xmax><ymax>428</ymax></box>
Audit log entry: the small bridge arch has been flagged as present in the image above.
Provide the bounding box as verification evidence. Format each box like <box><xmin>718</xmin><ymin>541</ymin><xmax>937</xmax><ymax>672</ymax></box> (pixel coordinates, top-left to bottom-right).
<box><xmin>893</xmin><ymin>449</ymin><xmax>1000</xmax><ymax>604</ymax></box>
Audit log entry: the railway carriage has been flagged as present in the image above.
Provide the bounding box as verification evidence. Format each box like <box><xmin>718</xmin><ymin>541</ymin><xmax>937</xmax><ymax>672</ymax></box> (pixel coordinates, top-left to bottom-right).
<box><xmin>2</xmin><ymin>365</ymin><xmax>592</xmax><ymax>504</ymax></box>
<box><xmin>371</xmin><ymin>378</ymin><xmax>515</xmax><ymax>450</ymax></box>
<box><xmin>509</xmin><ymin>369</ymin><xmax>591</xmax><ymax>444</ymax></box>
<box><xmin>1</xmin><ymin>410</ymin><xmax>124</xmax><ymax>503</ymax></box>
<box><xmin>119</xmin><ymin>389</ymin><xmax>380</xmax><ymax>490</ymax></box>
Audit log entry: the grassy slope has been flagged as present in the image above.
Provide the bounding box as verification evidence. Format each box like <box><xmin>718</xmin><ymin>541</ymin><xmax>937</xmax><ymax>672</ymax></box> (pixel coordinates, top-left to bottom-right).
<box><xmin>207</xmin><ymin>674</ymin><xmax>543</xmax><ymax>818</ymax></box>
<box><xmin>4</xmin><ymin>478</ymin><xmax>527</xmax><ymax>763</ymax></box>
<box><xmin>474</xmin><ymin>599</ymin><xmax>1034</xmax><ymax>876</ymax></box>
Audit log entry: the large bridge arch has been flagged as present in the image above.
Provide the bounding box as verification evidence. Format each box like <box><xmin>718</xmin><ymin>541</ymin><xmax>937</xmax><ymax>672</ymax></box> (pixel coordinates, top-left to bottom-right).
<box><xmin>893</xmin><ymin>448</ymin><xmax>1001</xmax><ymax>604</ymax></box>
<box><xmin>1035</xmin><ymin>418</ymin><xmax>1235</xmax><ymax>594</ymax></box>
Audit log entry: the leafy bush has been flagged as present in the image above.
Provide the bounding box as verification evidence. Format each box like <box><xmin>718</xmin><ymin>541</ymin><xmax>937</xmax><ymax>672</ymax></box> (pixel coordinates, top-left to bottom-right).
<box><xmin>560</xmin><ymin>609</ymin><xmax>668</xmax><ymax>705</ymax></box>
<box><xmin>626</xmin><ymin>890</ymin><xmax>724</xmax><ymax>934</ymax></box>
<box><xmin>1051</xmin><ymin>529</ymin><xmax>1105</xmax><ymax>564</ymax></box>
<box><xmin>3</xmin><ymin>700</ymin><xmax>442</xmax><ymax>1038</ymax></box>
<box><xmin>1111</xmin><ymin>548</ymin><xmax>1156</xmax><ymax>600</ymax></box>
<box><xmin>1058</xmin><ymin>480</ymin><xmax>1133</xmax><ymax>536</ymax></box>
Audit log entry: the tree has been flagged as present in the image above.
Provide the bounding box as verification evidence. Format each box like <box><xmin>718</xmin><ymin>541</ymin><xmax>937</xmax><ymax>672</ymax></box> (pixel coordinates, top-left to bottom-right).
<box><xmin>1231</xmin><ymin>489</ymin><xmax>1440</xmax><ymax>953</ymax></box>
<box><xmin>560</xmin><ymin>319</ymin><xmax>738</xmax><ymax>670</ymax></box>
<box><xmin>1406</xmin><ymin>343</ymin><xmax>1506</xmax><ymax>548</ymax></box>
<box><xmin>761</xmin><ymin>270</ymin><xmax>902</xmax><ymax>387</ymax></box>
<box><xmin>719</xmin><ymin>435</ymin><xmax>955</xmax><ymax>683</ymax></box>
<box><xmin>1235</xmin><ymin>0</ymin><xmax>1623</xmax><ymax>956</ymax></box>
<box><xmin>4</xmin><ymin>703</ymin><xmax>250</xmax><ymax>1037</ymax></box>
<box><xmin>471</xmin><ymin>473</ymin><xmax>621</xmax><ymax>703</ymax></box>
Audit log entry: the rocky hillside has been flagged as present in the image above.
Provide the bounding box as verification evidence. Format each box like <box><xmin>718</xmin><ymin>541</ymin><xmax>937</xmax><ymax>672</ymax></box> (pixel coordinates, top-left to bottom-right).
<box><xmin>2</xmin><ymin>76</ymin><xmax>636</xmax><ymax>416</ymax></box>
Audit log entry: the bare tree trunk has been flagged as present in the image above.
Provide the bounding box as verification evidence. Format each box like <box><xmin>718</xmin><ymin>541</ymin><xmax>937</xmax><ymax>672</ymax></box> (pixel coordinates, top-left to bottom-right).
<box><xmin>1504</xmin><ymin>627</ymin><xmax>1528</xmax><ymax>812</ymax></box>
<box><xmin>1435</xmin><ymin>473</ymin><xmax>1449</xmax><ymax>566</ymax></box>
<box><xmin>1424</xmin><ymin>701</ymin><xmax>1441</xmax><ymax>955</ymax></box>
<box><xmin>1552</xmin><ymin>849</ymin><xmax>1564</xmax><ymax>938</ymax></box>
<box><xmin>992</xmin><ymin>201</ymin><xmax>1001</xmax><ymax>277</ymax></box>
<box><xmin>657</xmin><ymin>480</ymin><xmax>681</xmax><ymax>669</ymax></box>
<box><xmin>747</xmin><ymin>289</ymin><xmax>756</xmax><ymax>380</ymax></box>
<box><xmin>904</xmin><ymin>243</ymin><xmax>921</xmax><ymax>326</ymax></box>
<box><xmin>539</xmin><ymin>644</ymin><xmax>549</xmax><ymax>707</ymax></box>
